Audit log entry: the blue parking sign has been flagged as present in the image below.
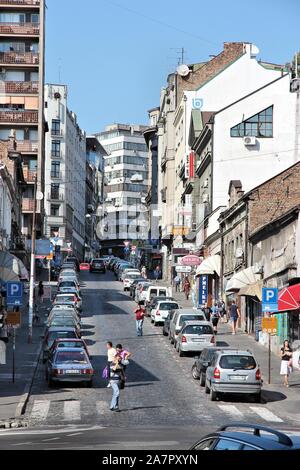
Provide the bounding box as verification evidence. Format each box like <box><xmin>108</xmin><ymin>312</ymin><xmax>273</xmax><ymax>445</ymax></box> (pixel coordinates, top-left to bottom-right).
<box><xmin>6</xmin><ymin>282</ymin><xmax>23</xmax><ymax>307</ymax></box>
<box><xmin>262</xmin><ymin>288</ymin><xmax>278</xmax><ymax>313</ymax></box>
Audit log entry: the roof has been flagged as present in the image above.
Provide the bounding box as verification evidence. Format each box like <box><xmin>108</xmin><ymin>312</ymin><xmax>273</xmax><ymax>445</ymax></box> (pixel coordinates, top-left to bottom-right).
<box><xmin>47</xmin><ymin>326</ymin><xmax>77</xmax><ymax>332</ymax></box>
<box><xmin>182</xmin><ymin>320</ymin><xmax>211</xmax><ymax>325</ymax></box>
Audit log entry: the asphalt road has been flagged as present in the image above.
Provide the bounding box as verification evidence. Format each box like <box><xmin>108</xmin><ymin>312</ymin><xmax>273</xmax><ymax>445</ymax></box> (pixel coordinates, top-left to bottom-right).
<box><xmin>1</xmin><ymin>271</ymin><xmax>300</xmax><ymax>450</ymax></box>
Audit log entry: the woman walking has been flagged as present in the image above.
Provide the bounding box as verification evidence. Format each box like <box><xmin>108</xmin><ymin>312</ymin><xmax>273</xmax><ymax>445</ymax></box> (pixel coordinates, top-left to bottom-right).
<box><xmin>183</xmin><ymin>277</ymin><xmax>191</xmax><ymax>300</ymax></box>
<box><xmin>37</xmin><ymin>281</ymin><xmax>44</xmax><ymax>304</ymax></box>
<box><xmin>230</xmin><ymin>300</ymin><xmax>240</xmax><ymax>335</ymax></box>
<box><xmin>280</xmin><ymin>340</ymin><xmax>293</xmax><ymax>387</ymax></box>
<box><xmin>211</xmin><ymin>303</ymin><xmax>221</xmax><ymax>335</ymax></box>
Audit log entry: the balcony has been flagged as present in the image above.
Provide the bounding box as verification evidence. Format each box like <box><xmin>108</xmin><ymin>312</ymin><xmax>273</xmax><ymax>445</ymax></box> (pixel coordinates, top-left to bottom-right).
<box><xmin>50</xmin><ymin>171</ymin><xmax>62</xmax><ymax>180</ymax></box>
<box><xmin>0</xmin><ymin>80</ymin><xmax>38</xmax><ymax>94</ymax></box>
<box><xmin>51</xmin><ymin>129</ymin><xmax>63</xmax><ymax>137</ymax></box>
<box><xmin>0</xmin><ymin>110</ymin><xmax>38</xmax><ymax>124</ymax></box>
<box><xmin>0</xmin><ymin>22</ymin><xmax>40</xmax><ymax>36</ymax></box>
<box><xmin>15</xmin><ymin>140</ymin><xmax>38</xmax><ymax>153</ymax></box>
<box><xmin>23</xmin><ymin>167</ymin><xmax>36</xmax><ymax>183</ymax></box>
<box><xmin>47</xmin><ymin>192</ymin><xmax>64</xmax><ymax>202</ymax></box>
<box><xmin>179</xmin><ymin>162</ymin><xmax>186</xmax><ymax>181</ymax></box>
<box><xmin>0</xmin><ymin>0</ymin><xmax>40</xmax><ymax>6</ymax></box>
<box><xmin>22</xmin><ymin>198</ymin><xmax>35</xmax><ymax>212</ymax></box>
<box><xmin>196</xmin><ymin>150</ymin><xmax>212</xmax><ymax>177</ymax></box>
<box><xmin>0</xmin><ymin>51</ymin><xmax>39</xmax><ymax>65</ymax></box>
<box><xmin>51</xmin><ymin>150</ymin><xmax>62</xmax><ymax>159</ymax></box>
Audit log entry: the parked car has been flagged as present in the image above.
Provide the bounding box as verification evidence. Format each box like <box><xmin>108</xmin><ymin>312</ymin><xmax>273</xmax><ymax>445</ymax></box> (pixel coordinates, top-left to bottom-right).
<box><xmin>80</xmin><ymin>263</ymin><xmax>90</xmax><ymax>271</ymax></box>
<box><xmin>162</xmin><ymin>310</ymin><xmax>177</xmax><ymax>337</ymax></box>
<box><xmin>49</xmin><ymin>338</ymin><xmax>90</xmax><ymax>358</ymax></box>
<box><xmin>191</xmin><ymin>347</ymin><xmax>230</xmax><ymax>385</ymax></box>
<box><xmin>47</xmin><ymin>316</ymin><xmax>81</xmax><ymax>337</ymax></box>
<box><xmin>129</xmin><ymin>278</ymin><xmax>146</xmax><ymax>298</ymax></box>
<box><xmin>121</xmin><ymin>269</ymin><xmax>141</xmax><ymax>282</ymax></box>
<box><xmin>42</xmin><ymin>327</ymin><xmax>79</xmax><ymax>363</ymax></box>
<box><xmin>169</xmin><ymin>309</ymin><xmax>206</xmax><ymax>346</ymax></box>
<box><xmin>90</xmin><ymin>258</ymin><xmax>106</xmax><ymax>273</ymax></box>
<box><xmin>123</xmin><ymin>272</ymin><xmax>143</xmax><ymax>291</ymax></box>
<box><xmin>54</xmin><ymin>293</ymin><xmax>82</xmax><ymax>311</ymax></box>
<box><xmin>204</xmin><ymin>349</ymin><xmax>262</xmax><ymax>402</ymax></box>
<box><xmin>47</xmin><ymin>311</ymin><xmax>81</xmax><ymax>331</ymax></box>
<box><xmin>58</xmin><ymin>280</ymin><xmax>81</xmax><ymax>295</ymax></box>
<box><xmin>150</xmin><ymin>300</ymin><xmax>180</xmax><ymax>326</ymax></box>
<box><xmin>45</xmin><ymin>347</ymin><xmax>94</xmax><ymax>388</ymax></box>
<box><xmin>176</xmin><ymin>321</ymin><xmax>215</xmax><ymax>357</ymax></box>
<box><xmin>144</xmin><ymin>285</ymin><xmax>172</xmax><ymax>307</ymax></box>
<box><xmin>190</xmin><ymin>424</ymin><xmax>300</xmax><ymax>450</ymax></box>
<box><xmin>65</xmin><ymin>257</ymin><xmax>80</xmax><ymax>272</ymax></box>
<box><xmin>61</xmin><ymin>262</ymin><xmax>77</xmax><ymax>272</ymax></box>
<box><xmin>117</xmin><ymin>264</ymin><xmax>135</xmax><ymax>280</ymax></box>
<box><xmin>135</xmin><ymin>282</ymin><xmax>151</xmax><ymax>303</ymax></box>
<box><xmin>146</xmin><ymin>296</ymin><xmax>176</xmax><ymax>316</ymax></box>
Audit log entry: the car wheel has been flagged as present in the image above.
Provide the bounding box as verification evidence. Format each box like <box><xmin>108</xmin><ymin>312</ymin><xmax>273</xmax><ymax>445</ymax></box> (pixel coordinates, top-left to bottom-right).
<box><xmin>205</xmin><ymin>381</ymin><xmax>210</xmax><ymax>394</ymax></box>
<box><xmin>154</xmin><ymin>321</ymin><xmax>158</xmax><ymax>326</ymax></box>
<box><xmin>192</xmin><ymin>365</ymin><xmax>200</xmax><ymax>380</ymax></box>
<box><xmin>210</xmin><ymin>388</ymin><xmax>218</xmax><ymax>401</ymax></box>
<box><xmin>151</xmin><ymin>318</ymin><xmax>154</xmax><ymax>324</ymax></box>
<box><xmin>86</xmin><ymin>380</ymin><xmax>93</xmax><ymax>388</ymax></box>
<box><xmin>200</xmin><ymin>372</ymin><xmax>206</xmax><ymax>387</ymax></box>
<box><xmin>254</xmin><ymin>392</ymin><xmax>261</xmax><ymax>403</ymax></box>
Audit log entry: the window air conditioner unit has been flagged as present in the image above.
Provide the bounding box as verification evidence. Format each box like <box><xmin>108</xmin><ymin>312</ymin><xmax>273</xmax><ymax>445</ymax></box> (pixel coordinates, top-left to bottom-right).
<box><xmin>203</xmin><ymin>178</ymin><xmax>209</xmax><ymax>188</ymax></box>
<box><xmin>235</xmin><ymin>247</ymin><xmax>244</xmax><ymax>259</ymax></box>
<box><xmin>243</xmin><ymin>136</ymin><xmax>256</xmax><ymax>146</ymax></box>
<box><xmin>202</xmin><ymin>194</ymin><xmax>209</xmax><ymax>203</ymax></box>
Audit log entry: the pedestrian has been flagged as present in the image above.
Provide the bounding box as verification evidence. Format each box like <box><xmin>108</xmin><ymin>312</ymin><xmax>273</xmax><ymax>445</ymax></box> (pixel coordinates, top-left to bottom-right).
<box><xmin>280</xmin><ymin>340</ymin><xmax>293</xmax><ymax>387</ymax></box>
<box><xmin>141</xmin><ymin>266</ymin><xmax>147</xmax><ymax>279</ymax></box>
<box><xmin>115</xmin><ymin>344</ymin><xmax>132</xmax><ymax>388</ymax></box>
<box><xmin>154</xmin><ymin>265</ymin><xmax>161</xmax><ymax>283</ymax></box>
<box><xmin>219</xmin><ymin>300</ymin><xmax>227</xmax><ymax>323</ymax></box>
<box><xmin>211</xmin><ymin>303</ymin><xmax>221</xmax><ymax>335</ymax></box>
<box><xmin>230</xmin><ymin>300</ymin><xmax>240</xmax><ymax>335</ymax></box>
<box><xmin>106</xmin><ymin>341</ymin><xmax>116</xmax><ymax>388</ymax></box>
<box><xmin>135</xmin><ymin>302</ymin><xmax>146</xmax><ymax>337</ymax></box>
<box><xmin>203</xmin><ymin>303</ymin><xmax>212</xmax><ymax>322</ymax></box>
<box><xmin>174</xmin><ymin>274</ymin><xmax>181</xmax><ymax>292</ymax></box>
<box><xmin>183</xmin><ymin>277</ymin><xmax>191</xmax><ymax>300</ymax></box>
<box><xmin>37</xmin><ymin>281</ymin><xmax>44</xmax><ymax>304</ymax></box>
<box><xmin>109</xmin><ymin>356</ymin><xmax>124</xmax><ymax>412</ymax></box>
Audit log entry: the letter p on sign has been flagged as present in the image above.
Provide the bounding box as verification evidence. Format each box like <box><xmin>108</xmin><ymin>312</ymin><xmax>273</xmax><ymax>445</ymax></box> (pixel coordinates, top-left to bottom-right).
<box><xmin>266</xmin><ymin>290</ymin><xmax>275</xmax><ymax>301</ymax></box>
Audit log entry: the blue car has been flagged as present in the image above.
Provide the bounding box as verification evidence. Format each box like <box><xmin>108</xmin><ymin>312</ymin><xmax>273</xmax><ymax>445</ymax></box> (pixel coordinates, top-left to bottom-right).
<box><xmin>46</xmin><ymin>347</ymin><xmax>94</xmax><ymax>388</ymax></box>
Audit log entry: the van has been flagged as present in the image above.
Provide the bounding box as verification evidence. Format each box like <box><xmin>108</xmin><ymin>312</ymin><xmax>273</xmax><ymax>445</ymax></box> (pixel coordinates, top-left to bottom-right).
<box><xmin>169</xmin><ymin>308</ymin><xmax>206</xmax><ymax>346</ymax></box>
<box><xmin>144</xmin><ymin>285</ymin><xmax>172</xmax><ymax>306</ymax></box>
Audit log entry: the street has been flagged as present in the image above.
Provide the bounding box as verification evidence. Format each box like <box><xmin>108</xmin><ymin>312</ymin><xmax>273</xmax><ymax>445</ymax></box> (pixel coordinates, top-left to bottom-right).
<box><xmin>0</xmin><ymin>271</ymin><xmax>299</xmax><ymax>450</ymax></box>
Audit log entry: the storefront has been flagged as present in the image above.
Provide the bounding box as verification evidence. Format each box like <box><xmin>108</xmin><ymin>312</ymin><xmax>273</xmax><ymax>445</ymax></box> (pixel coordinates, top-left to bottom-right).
<box><xmin>196</xmin><ymin>255</ymin><xmax>221</xmax><ymax>307</ymax></box>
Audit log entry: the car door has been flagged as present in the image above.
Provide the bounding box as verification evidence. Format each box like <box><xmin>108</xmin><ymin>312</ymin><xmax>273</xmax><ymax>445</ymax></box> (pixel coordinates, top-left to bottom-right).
<box><xmin>170</xmin><ymin>312</ymin><xmax>179</xmax><ymax>338</ymax></box>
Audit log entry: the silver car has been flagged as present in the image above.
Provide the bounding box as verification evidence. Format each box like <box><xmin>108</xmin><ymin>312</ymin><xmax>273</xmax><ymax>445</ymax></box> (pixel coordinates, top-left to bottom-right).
<box><xmin>176</xmin><ymin>321</ymin><xmax>215</xmax><ymax>356</ymax></box>
<box><xmin>169</xmin><ymin>309</ymin><xmax>206</xmax><ymax>346</ymax></box>
<box><xmin>205</xmin><ymin>349</ymin><xmax>262</xmax><ymax>402</ymax></box>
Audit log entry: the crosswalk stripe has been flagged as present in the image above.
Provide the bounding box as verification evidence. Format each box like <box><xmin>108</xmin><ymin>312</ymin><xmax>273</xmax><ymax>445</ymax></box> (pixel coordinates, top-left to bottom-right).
<box><xmin>63</xmin><ymin>401</ymin><xmax>81</xmax><ymax>421</ymax></box>
<box><xmin>30</xmin><ymin>400</ymin><xmax>50</xmax><ymax>421</ymax></box>
<box><xmin>218</xmin><ymin>405</ymin><xmax>244</xmax><ymax>418</ymax></box>
<box><xmin>249</xmin><ymin>407</ymin><xmax>283</xmax><ymax>423</ymax></box>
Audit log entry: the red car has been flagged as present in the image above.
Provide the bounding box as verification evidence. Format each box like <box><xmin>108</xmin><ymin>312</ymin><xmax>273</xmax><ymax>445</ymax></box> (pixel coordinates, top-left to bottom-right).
<box><xmin>80</xmin><ymin>263</ymin><xmax>90</xmax><ymax>271</ymax></box>
<box><xmin>49</xmin><ymin>338</ymin><xmax>90</xmax><ymax>358</ymax></box>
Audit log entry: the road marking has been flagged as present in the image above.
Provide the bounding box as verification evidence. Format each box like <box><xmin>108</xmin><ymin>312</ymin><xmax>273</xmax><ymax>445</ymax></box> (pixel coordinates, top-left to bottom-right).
<box><xmin>42</xmin><ymin>437</ymin><xmax>60</xmax><ymax>442</ymax></box>
<box><xmin>11</xmin><ymin>442</ymin><xmax>33</xmax><ymax>447</ymax></box>
<box><xmin>218</xmin><ymin>405</ymin><xmax>244</xmax><ymax>418</ymax></box>
<box><xmin>67</xmin><ymin>433</ymin><xmax>82</xmax><ymax>437</ymax></box>
<box><xmin>64</xmin><ymin>401</ymin><xmax>81</xmax><ymax>421</ymax></box>
<box><xmin>250</xmin><ymin>407</ymin><xmax>283</xmax><ymax>422</ymax></box>
<box><xmin>30</xmin><ymin>400</ymin><xmax>50</xmax><ymax>422</ymax></box>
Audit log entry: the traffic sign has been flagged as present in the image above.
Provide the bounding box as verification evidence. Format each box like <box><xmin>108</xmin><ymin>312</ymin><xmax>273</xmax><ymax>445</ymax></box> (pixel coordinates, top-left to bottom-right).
<box><xmin>7</xmin><ymin>311</ymin><xmax>21</xmax><ymax>328</ymax></box>
<box><xmin>262</xmin><ymin>288</ymin><xmax>278</xmax><ymax>312</ymax></box>
<box><xmin>6</xmin><ymin>282</ymin><xmax>23</xmax><ymax>307</ymax></box>
<box><xmin>262</xmin><ymin>317</ymin><xmax>278</xmax><ymax>334</ymax></box>
<box><xmin>175</xmin><ymin>265</ymin><xmax>192</xmax><ymax>273</ymax></box>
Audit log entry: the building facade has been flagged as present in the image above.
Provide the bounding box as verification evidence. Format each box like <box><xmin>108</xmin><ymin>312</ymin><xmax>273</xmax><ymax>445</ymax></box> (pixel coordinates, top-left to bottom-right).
<box><xmin>0</xmin><ymin>0</ymin><xmax>45</xmax><ymax>240</ymax></box>
<box><xmin>96</xmin><ymin>123</ymin><xmax>149</xmax><ymax>254</ymax></box>
<box><xmin>44</xmin><ymin>84</ymin><xmax>86</xmax><ymax>261</ymax></box>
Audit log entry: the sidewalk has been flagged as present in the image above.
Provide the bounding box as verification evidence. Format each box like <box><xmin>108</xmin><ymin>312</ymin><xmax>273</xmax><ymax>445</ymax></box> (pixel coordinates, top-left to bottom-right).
<box><xmin>0</xmin><ymin>285</ymin><xmax>53</xmax><ymax>427</ymax></box>
<box><xmin>172</xmin><ymin>290</ymin><xmax>300</xmax><ymax>399</ymax></box>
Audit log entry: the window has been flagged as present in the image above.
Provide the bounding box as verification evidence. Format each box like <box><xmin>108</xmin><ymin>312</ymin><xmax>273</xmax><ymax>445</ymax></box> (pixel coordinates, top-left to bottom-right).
<box><xmin>230</xmin><ymin>106</ymin><xmax>273</xmax><ymax>138</ymax></box>
<box><xmin>193</xmin><ymin>438</ymin><xmax>217</xmax><ymax>450</ymax></box>
<box><xmin>50</xmin><ymin>227</ymin><xmax>59</xmax><ymax>237</ymax></box>
<box><xmin>51</xmin><ymin>140</ymin><xmax>60</xmax><ymax>157</ymax></box>
<box><xmin>51</xmin><ymin>161</ymin><xmax>60</xmax><ymax>178</ymax></box>
<box><xmin>50</xmin><ymin>184</ymin><xmax>59</xmax><ymax>199</ymax></box>
<box><xmin>31</xmin><ymin>14</ymin><xmax>39</xmax><ymax>24</ymax></box>
<box><xmin>214</xmin><ymin>439</ymin><xmax>242</xmax><ymax>450</ymax></box>
<box><xmin>50</xmin><ymin>204</ymin><xmax>60</xmax><ymax>216</ymax></box>
<box><xmin>51</xmin><ymin>120</ymin><xmax>61</xmax><ymax>135</ymax></box>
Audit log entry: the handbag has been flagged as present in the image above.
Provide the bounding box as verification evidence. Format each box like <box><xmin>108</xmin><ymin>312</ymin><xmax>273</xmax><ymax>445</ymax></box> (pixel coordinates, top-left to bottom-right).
<box><xmin>102</xmin><ymin>366</ymin><xmax>109</xmax><ymax>379</ymax></box>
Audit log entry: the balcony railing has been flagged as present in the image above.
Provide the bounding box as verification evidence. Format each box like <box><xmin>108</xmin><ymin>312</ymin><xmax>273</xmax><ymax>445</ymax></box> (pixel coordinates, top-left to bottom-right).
<box><xmin>23</xmin><ymin>167</ymin><xmax>36</xmax><ymax>183</ymax></box>
<box><xmin>47</xmin><ymin>192</ymin><xmax>64</xmax><ymax>202</ymax></box>
<box><xmin>0</xmin><ymin>80</ymin><xmax>38</xmax><ymax>94</ymax></box>
<box><xmin>0</xmin><ymin>110</ymin><xmax>38</xmax><ymax>123</ymax></box>
<box><xmin>51</xmin><ymin>129</ymin><xmax>63</xmax><ymax>137</ymax></box>
<box><xmin>50</xmin><ymin>171</ymin><xmax>62</xmax><ymax>179</ymax></box>
<box><xmin>51</xmin><ymin>150</ymin><xmax>62</xmax><ymax>159</ymax></box>
<box><xmin>0</xmin><ymin>51</ymin><xmax>39</xmax><ymax>65</ymax></box>
<box><xmin>0</xmin><ymin>0</ymin><xmax>40</xmax><ymax>5</ymax></box>
<box><xmin>22</xmin><ymin>198</ymin><xmax>35</xmax><ymax>212</ymax></box>
<box><xmin>15</xmin><ymin>140</ymin><xmax>38</xmax><ymax>153</ymax></box>
<box><xmin>0</xmin><ymin>22</ymin><xmax>40</xmax><ymax>35</ymax></box>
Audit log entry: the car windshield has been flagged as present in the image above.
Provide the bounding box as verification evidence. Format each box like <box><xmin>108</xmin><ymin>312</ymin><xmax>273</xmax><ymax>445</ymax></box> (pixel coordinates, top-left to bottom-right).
<box><xmin>48</xmin><ymin>331</ymin><xmax>75</xmax><ymax>343</ymax></box>
<box><xmin>219</xmin><ymin>355</ymin><xmax>256</xmax><ymax>370</ymax></box>
<box><xmin>55</xmin><ymin>341</ymin><xmax>84</xmax><ymax>348</ymax></box>
<box><xmin>183</xmin><ymin>325</ymin><xmax>213</xmax><ymax>335</ymax></box>
<box><xmin>126</xmin><ymin>273</ymin><xmax>141</xmax><ymax>279</ymax></box>
<box><xmin>55</xmin><ymin>351</ymin><xmax>88</xmax><ymax>364</ymax></box>
<box><xmin>55</xmin><ymin>296</ymin><xmax>75</xmax><ymax>302</ymax></box>
<box><xmin>179</xmin><ymin>315</ymin><xmax>204</xmax><ymax>326</ymax></box>
<box><xmin>160</xmin><ymin>303</ymin><xmax>179</xmax><ymax>310</ymax></box>
<box><xmin>59</xmin><ymin>282</ymin><xmax>76</xmax><ymax>287</ymax></box>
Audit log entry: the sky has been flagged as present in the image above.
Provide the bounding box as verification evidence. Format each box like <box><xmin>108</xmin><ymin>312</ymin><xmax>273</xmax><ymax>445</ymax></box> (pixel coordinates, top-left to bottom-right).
<box><xmin>45</xmin><ymin>0</ymin><xmax>300</xmax><ymax>134</ymax></box>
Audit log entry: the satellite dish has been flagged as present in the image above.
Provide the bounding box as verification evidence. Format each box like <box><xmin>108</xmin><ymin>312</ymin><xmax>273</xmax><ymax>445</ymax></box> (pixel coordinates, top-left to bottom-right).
<box><xmin>250</xmin><ymin>44</ymin><xmax>260</xmax><ymax>57</ymax></box>
<box><xmin>36</xmin><ymin>191</ymin><xmax>44</xmax><ymax>201</ymax></box>
<box><xmin>176</xmin><ymin>64</ymin><xmax>190</xmax><ymax>77</ymax></box>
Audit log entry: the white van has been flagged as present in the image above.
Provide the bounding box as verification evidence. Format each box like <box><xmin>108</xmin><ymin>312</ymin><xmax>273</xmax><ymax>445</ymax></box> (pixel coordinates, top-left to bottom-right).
<box><xmin>144</xmin><ymin>285</ymin><xmax>172</xmax><ymax>306</ymax></box>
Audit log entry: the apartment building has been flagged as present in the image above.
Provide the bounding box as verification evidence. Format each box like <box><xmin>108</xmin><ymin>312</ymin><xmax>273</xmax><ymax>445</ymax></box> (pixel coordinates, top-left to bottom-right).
<box><xmin>96</xmin><ymin>123</ymin><xmax>149</xmax><ymax>252</ymax></box>
<box><xmin>44</xmin><ymin>84</ymin><xmax>86</xmax><ymax>261</ymax></box>
<box><xmin>0</xmin><ymin>0</ymin><xmax>45</xmax><ymax>239</ymax></box>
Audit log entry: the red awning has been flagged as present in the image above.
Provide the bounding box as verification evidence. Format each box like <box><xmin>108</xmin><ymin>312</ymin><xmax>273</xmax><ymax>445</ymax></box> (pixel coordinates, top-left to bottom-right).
<box><xmin>152</xmin><ymin>255</ymin><xmax>162</xmax><ymax>260</ymax></box>
<box><xmin>278</xmin><ymin>284</ymin><xmax>300</xmax><ymax>312</ymax></box>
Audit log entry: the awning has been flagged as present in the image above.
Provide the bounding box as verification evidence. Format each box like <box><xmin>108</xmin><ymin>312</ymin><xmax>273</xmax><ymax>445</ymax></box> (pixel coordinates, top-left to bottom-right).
<box><xmin>0</xmin><ymin>251</ymin><xmax>29</xmax><ymax>283</ymax></box>
<box><xmin>225</xmin><ymin>266</ymin><xmax>261</xmax><ymax>293</ymax></box>
<box><xmin>278</xmin><ymin>284</ymin><xmax>300</xmax><ymax>312</ymax></box>
<box><xmin>239</xmin><ymin>280</ymin><xmax>264</xmax><ymax>300</ymax></box>
<box><xmin>196</xmin><ymin>255</ymin><xmax>220</xmax><ymax>277</ymax></box>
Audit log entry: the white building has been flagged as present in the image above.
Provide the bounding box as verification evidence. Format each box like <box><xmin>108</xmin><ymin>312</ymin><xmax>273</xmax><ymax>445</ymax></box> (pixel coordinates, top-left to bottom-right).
<box><xmin>96</xmin><ymin>124</ymin><xmax>149</xmax><ymax>248</ymax></box>
<box><xmin>44</xmin><ymin>84</ymin><xmax>86</xmax><ymax>261</ymax></box>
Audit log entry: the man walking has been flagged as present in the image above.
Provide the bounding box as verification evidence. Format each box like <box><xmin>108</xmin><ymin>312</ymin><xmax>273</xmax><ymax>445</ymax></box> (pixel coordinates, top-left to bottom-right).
<box><xmin>109</xmin><ymin>357</ymin><xmax>123</xmax><ymax>412</ymax></box>
<box><xmin>230</xmin><ymin>300</ymin><xmax>240</xmax><ymax>335</ymax></box>
<box><xmin>106</xmin><ymin>341</ymin><xmax>116</xmax><ymax>388</ymax></box>
<box><xmin>154</xmin><ymin>266</ymin><xmax>161</xmax><ymax>283</ymax></box>
<box><xmin>174</xmin><ymin>274</ymin><xmax>181</xmax><ymax>292</ymax></box>
<box><xmin>135</xmin><ymin>302</ymin><xmax>146</xmax><ymax>337</ymax></box>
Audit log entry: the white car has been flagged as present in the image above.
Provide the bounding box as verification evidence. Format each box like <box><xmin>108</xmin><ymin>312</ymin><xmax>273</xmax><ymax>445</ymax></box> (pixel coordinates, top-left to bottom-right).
<box><xmin>54</xmin><ymin>293</ymin><xmax>82</xmax><ymax>311</ymax></box>
<box><xmin>150</xmin><ymin>301</ymin><xmax>180</xmax><ymax>326</ymax></box>
<box><xmin>135</xmin><ymin>282</ymin><xmax>151</xmax><ymax>303</ymax></box>
<box><xmin>120</xmin><ymin>268</ymin><xmax>140</xmax><ymax>282</ymax></box>
<box><xmin>123</xmin><ymin>273</ymin><xmax>144</xmax><ymax>291</ymax></box>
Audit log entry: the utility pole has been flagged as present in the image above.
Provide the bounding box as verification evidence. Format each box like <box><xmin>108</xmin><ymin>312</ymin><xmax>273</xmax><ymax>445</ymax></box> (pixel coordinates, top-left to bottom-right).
<box><xmin>28</xmin><ymin>176</ymin><xmax>37</xmax><ymax>344</ymax></box>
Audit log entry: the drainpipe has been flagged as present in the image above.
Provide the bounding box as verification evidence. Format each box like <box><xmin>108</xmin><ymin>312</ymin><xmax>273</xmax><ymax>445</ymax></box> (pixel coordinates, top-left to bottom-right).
<box><xmin>220</xmin><ymin>221</ymin><xmax>224</xmax><ymax>301</ymax></box>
